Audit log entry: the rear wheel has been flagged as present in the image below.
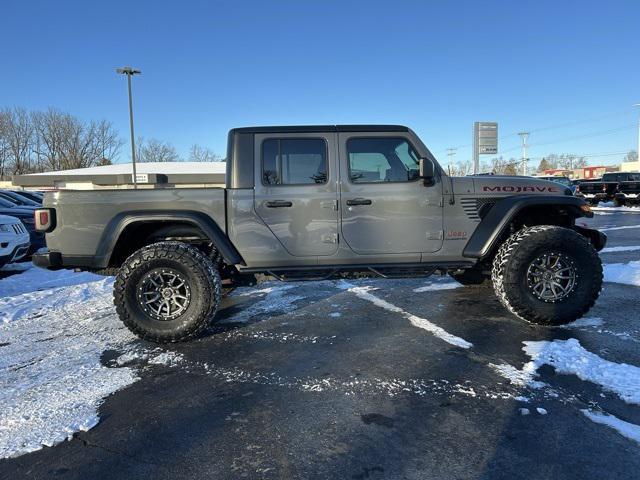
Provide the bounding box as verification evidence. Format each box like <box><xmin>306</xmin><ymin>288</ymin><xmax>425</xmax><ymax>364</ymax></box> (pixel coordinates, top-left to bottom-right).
<box><xmin>114</xmin><ymin>242</ymin><xmax>221</xmax><ymax>343</ymax></box>
<box><xmin>491</xmin><ymin>226</ymin><xmax>602</xmax><ymax>325</ymax></box>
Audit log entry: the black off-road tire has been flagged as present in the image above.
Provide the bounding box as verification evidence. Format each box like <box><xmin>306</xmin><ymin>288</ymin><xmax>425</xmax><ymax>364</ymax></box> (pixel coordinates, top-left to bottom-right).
<box><xmin>114</xmin><ymin>241</ymin><xmax>222</xmax><ymax>343</ymax></box>
<box><xmin>491</xmin><ymin>225</ymin><xmax>602</xmax><ymax>325</ymax></box>
<box><xmin>449</xmin><ymin>268</ymin><xmax>490</xmax><ymax>286</ymax></box>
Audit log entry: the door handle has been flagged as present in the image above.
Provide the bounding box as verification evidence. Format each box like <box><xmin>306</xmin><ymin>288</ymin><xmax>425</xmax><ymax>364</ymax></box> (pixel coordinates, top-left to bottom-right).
<box><xmin>265</xmin><ymin>200</ymin><xmax>293</xmax><ymax>208</ymax></box>
<box><xmin>346</xmin><ymin>198</ymin><xmax>372</xmax><ymax>206</ymax></box>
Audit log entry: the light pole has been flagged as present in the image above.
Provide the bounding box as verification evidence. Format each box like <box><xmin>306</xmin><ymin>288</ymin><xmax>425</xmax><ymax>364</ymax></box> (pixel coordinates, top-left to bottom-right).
<box><xmin>518</xmin><ymin>132</ymin><xmax>529</xmax><ymax>176</ymax></box>
<box><xmin>116</xmin><ymin>66</ymin><xmax>141</xmax><ymax>189</ymax></box>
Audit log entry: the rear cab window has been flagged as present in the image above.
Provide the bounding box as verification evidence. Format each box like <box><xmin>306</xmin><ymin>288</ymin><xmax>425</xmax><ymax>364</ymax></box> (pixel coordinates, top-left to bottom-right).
<box><xmin>261</xmin><ymin>138</ymin><xmax>327</xmax><ymax>186</ymax></box>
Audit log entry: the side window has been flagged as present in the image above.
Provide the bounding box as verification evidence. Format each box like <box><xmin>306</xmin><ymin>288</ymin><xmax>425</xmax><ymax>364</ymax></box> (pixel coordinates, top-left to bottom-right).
<box><xmin>347</xmin><ymin>137</ymin><xmax>420</xmax><ymax>183</ymax></box>
<box><xmin>262</xmin><ymin>138</ymin><xmax>327</xmax><ymax>185</ymax></box>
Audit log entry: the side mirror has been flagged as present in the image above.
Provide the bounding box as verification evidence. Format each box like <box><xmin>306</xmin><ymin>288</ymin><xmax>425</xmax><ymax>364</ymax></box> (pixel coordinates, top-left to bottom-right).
<box><xmin>419</xmin><ymin>158</ymin><xmax>435</xmax><ymax>178</ymax></box>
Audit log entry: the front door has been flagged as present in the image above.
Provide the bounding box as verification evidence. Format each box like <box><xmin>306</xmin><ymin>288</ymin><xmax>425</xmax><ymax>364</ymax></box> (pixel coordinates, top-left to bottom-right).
<box><xmin>338</xmin><ymin>133</ymin><xmax>443</xmax><ymax>255</ymax></box>
<box><xmin>254</xmin><ymin>133</ymin><xmax>339</xmax><ymax>257</ymax></box>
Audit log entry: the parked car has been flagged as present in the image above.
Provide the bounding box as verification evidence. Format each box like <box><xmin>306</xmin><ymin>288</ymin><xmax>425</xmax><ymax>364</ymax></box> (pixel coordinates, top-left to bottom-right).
<box><xmin>536</xmin><ymin>176</ymin><xmax>576</xmax><ymax>194</ymax></box>
<box><xmin>612</xmin><ymin>172</ymin><xmax>640</xmax><ymax>206</ymax></box>
<box><xmin>11</xmin><ymin>190</ymin><xmax>44</xmax><ymax>204</ymax></box>
<box><xmin>0</xmin><ymin>214</ymin><xmax>30</xmax><ymax>268</ymax></box>
<box><xmin>0</xmin><ymin>190</ymin><xmax>41</xmax><ymax>207</ymax></box>
<box><xmin>575</xmin><ymin>172</ymin><xmax>638</xmax><ymax>204</ymax></box>
<box><xmin>0</xmin><ymin>198</ymin><xmax>44</xmax><ymax>255</ymax></box>
<box><xmin>34</xmin><ymin>124</ymin><xmax>605</xmax><ymax>343</ymax></box>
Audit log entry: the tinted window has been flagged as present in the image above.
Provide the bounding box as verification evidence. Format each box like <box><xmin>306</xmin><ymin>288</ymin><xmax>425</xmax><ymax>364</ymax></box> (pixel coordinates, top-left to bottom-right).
<box><xmin>262</xmin><ymin>138</ymin><xmax>327</xmax><ymax>185</ymax></box>
<box><xmin>347</xmin><ymin>137</ymin><xmax>420</xmax><ymax>183</ymax></box>
<box><xmin>603</xmin><ymin>173</ymin><xmax>626</xmax><ymax>182</ymax></box>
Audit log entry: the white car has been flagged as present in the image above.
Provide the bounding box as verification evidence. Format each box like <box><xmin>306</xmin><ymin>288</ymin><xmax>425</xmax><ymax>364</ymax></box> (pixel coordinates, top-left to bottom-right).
<box><xmin>0</xmin><ymin>215</ymin><xmax>30</xmax><ymax>268</ymax></box>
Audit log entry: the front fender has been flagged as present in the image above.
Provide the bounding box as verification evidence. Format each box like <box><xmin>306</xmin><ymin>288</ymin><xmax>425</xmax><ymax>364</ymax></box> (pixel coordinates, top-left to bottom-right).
<box><xmin>462</xmin><ymin>195</ymin><xmax>591</xmax><ymax>259</ymax></box>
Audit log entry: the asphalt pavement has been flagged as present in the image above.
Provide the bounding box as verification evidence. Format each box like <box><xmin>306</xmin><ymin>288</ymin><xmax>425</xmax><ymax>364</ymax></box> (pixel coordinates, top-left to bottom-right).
<box><xmin>2</xmin><ymin>209</ymin><xmax>640</xmax><ymax>480</ymax></box>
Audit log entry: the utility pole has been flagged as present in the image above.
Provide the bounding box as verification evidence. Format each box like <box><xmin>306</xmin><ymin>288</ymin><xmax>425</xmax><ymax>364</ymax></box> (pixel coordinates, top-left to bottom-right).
<box><xmin>446</xmin><ymin>148</ymin><xmax>457</xmax><ymax>172</ymax></box>
<box><xmin>518</xmin><ymin>132</ymin><xmax>529</xmax><ymax>176</ymax></box>
<box><xmin>116</xmin><ymin>66</ymin><xmax>142</xmax><ymax>189</ymax></box>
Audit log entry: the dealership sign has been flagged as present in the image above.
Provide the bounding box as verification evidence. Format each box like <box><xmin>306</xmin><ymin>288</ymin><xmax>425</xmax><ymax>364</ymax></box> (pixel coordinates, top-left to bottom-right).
<box><xmin>474</xmin><ymin>122</ymin><xmax>498</xmax><ymax>154</ymax></box>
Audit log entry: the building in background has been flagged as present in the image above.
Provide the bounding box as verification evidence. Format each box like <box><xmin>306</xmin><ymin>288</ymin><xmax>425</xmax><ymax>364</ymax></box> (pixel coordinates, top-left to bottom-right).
<box><xmin>542</xmin><ymin>165</ymin><xmax>619</xmax><ymax>180</ymax></box>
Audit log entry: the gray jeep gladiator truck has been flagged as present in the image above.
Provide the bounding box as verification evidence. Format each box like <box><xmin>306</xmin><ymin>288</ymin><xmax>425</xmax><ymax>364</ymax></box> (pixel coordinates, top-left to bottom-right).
<box><xmin>33</xmin><ymin>125</ymin><xmax>606</xmax><ymax>343</ymax></box>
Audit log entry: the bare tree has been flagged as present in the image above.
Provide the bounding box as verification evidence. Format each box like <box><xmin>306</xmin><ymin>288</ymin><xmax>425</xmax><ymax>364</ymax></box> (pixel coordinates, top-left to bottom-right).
<box><xmin>450</xmin><ymin>160</ymin><xmax>473</xmax><ymax>176</ymax></box>
<box><xmin>490</xmin><ymin>156</ymin><xmax>519</xmax><ymax>175</ymax></box>
<box><xmin>137</xmin><ymin>138</ymin><xmax>180</xmax><ymax>162</ymax></box>
<box><xmin>188</xmin><ymin>144</ymin><xmax>222</xmax><ymax>162</ymax></box>
<box><xmin>1</xmin><ymin>107</ymin><xmax>34</xmax><ymax>175</ymax></box>
<box><xmin>31</xmin><ymin>108</ymin><xmax>123</xmax><ymax>171</ymax></box>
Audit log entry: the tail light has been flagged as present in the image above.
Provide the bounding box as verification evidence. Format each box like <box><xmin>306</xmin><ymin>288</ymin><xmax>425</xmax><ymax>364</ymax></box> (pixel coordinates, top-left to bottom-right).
<box><xmin>602</xmin><ymin>184</ymin><xmax>607</xmax><ymax>192</ymax></box>
<box><xmin>34</xmin><ymin>208</ymin><xmax>55</xmax><ymax>232</ymax></box>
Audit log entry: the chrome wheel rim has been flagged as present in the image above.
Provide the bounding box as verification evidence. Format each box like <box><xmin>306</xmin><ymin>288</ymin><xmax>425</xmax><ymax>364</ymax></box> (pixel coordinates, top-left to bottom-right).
<box><xmin>137</xmin><ymin>268</ymin><xmax>191</xmax><ymax>320</ymax></box>
<box><xmin>526</xmin><ymin>252</ymin><xmax>577</xmax><ymax>302</ymax></box>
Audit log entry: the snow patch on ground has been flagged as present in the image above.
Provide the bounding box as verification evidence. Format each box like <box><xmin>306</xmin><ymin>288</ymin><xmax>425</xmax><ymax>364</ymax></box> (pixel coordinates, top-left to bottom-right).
<box><xmin>221</xmin><ymin>284</ymin><xmax>306</xmax><ymax>324</ymax></box>
<box><xmin>582</xmin><ymin>409</ymin><xmax>640</xmax><ymax>445</ymax></box>
<box><xmin>339</xmin><ymin>281</ymin><xmax>472</xmax><ymax>349</ymax></box>
<box><xmin>523</xmin><ymin>338</ymin><xmax>640</xmax><ymax>405</ymax></box>
<box><xmin>489</xmin><ymin>363</ymin><xmax>546</xmax><ymax>389</ymax></box>
<box><xmin>600</xmin><ymin>225</ymin><xmax>640</xmax><ymax>232</ymax></box>
<box><xmin>601</xmin><ymin>245</ymin><xmax>640</xmax><ymax>253</ymax></box>
<box><xmin>0</xmin><ymin>273</ymin><xmax>138</xmax><ymax>459</ymax></box>
<box><xmin>224</xmin><ymin>329</ymin><xmax>337</xmax><ymax>345</ymax></box>
<box><xmin>593</xmin><ymin>203</ymin><xmax>640</xmax><ymax>211</ymax></box>
<box><xmin>603</xmin><ymin>261</ymin><xmax>640</xmax><ymax>287</ymax></box>
<box><xmin>413</xmin><ymin>281</ymin><xmax>462</xmax><ymax>293</ymax></box>
<box><xmin>562</xmin><ymin>317</ymin><xmax>605</xmax><ymax>328</ymax></box>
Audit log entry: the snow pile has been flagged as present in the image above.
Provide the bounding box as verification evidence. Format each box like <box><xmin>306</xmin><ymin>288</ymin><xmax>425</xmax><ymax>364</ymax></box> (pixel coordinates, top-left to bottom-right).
<box><xmin>339</xmin><ymin>281</ymin><xmax>472</xmax><ymax>349</ymax></box>
<box><xmin>0</xmin><ymin>271</ymin><xmax>138</xmax><ymax>458</ymax></box>
<box><xmin>581</xmin><ymin>410</ymin><xmax>640</xmax><ymax>445</ymax></box>
<box><xmin>523</xmin><ymin>339</ymin><xmax>640</xmax><ymax>404</ymax></box>
<box><xmin>603</xmin><ymin>261</ymin><xmax>640</xmax><ymax>287</ymax></box>
<box><xmin>0</xmin><ymin>265</ymin><xmax>103</xmax><ymax>300</ymax></box>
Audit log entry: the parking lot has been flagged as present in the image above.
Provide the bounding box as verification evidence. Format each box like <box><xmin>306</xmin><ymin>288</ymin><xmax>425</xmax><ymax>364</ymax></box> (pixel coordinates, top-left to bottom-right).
<box><xmin>1</xmin><ymin>206</ymin><xmax>640</xmax><ymax>480</ymax></box>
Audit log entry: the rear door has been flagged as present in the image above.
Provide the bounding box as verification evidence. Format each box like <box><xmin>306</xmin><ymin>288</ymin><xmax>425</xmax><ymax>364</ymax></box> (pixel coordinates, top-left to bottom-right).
<box><xmin>338</xmin><ymin>132</ymin><xmax>444</xmax><ymax>255</ymax></box>
<box><xmin>253</xmin><ymin>133</ymin><xmax>339</xmax><ymax>257</ymax></box>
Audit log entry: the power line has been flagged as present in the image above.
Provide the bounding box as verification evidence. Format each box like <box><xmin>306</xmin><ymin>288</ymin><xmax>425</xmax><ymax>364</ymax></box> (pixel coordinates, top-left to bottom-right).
<box><xmin>436</xmin><ymin>108</ymin><xmax>634</xmax><ymax>155</ymax></box>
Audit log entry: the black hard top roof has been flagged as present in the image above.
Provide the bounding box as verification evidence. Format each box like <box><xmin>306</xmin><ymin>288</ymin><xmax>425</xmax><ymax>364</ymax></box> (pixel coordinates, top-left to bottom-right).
<box><xmin>230</xmin><ymin>125</ymin><xmax>410</xmax><ymax>134</ymax></box>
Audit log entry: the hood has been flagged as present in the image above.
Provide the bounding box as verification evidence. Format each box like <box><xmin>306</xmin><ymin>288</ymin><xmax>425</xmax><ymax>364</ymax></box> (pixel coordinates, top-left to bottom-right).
<box><xmin>448</xmin><ymin>175</ymin><xmax>571</xmax><ymax>196</ymax></box>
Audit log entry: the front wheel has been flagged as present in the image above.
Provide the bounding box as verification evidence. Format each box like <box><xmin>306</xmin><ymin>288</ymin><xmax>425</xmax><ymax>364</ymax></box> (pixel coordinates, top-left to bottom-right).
<box><xmin>114</xmin><ymin>242</ymin><xmax>221</xmax><ymax>343</ymax></box>
<box><xmin>491</xmin><ymin>226</ymin><xmax>602</xmax><ymax>325</ymax></box>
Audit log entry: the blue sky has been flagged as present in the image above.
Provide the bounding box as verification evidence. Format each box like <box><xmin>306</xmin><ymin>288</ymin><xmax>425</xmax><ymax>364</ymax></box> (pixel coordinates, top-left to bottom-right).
<box><xmin>1</xmin><ymin>0</ymin><xmax>639</xmax><ymax>167</ymax></box>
